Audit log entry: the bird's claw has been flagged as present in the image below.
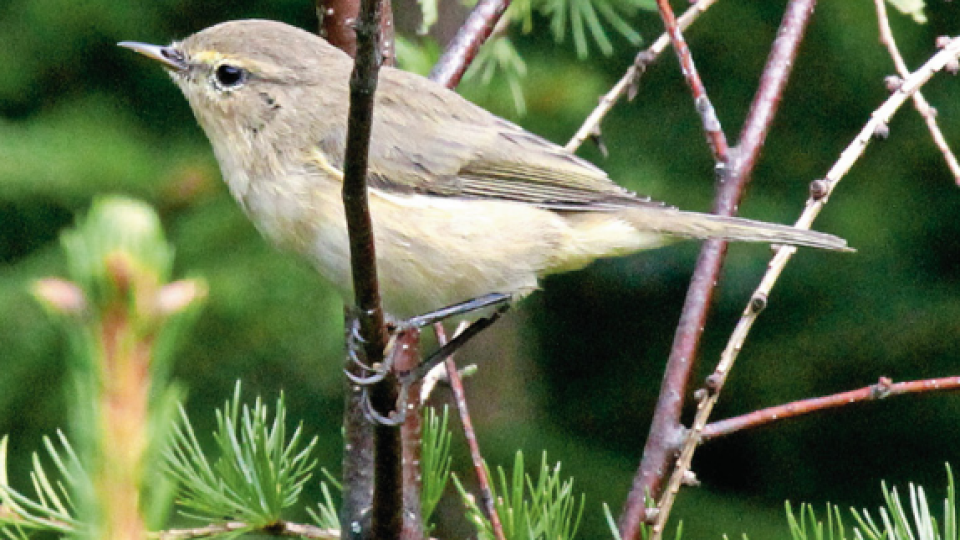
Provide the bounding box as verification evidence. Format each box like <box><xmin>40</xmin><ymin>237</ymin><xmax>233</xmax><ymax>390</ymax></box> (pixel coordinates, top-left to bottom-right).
<box><xmin>358</xmin><ymin>384</ymin><xmax>407</xmax><ymax>426</ymax></box>
<box><xmin>344</xmin><ymin>366</ymin><xmax>388</xmax><ymax>385</ymax></box>
<box><xmin>345</xmin><ymin>293</ymin><xmax>513</xmax><ymax>425</ymax></box>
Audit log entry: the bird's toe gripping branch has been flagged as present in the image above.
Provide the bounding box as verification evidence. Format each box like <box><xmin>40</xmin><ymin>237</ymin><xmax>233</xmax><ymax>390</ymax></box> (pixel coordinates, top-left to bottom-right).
<box><xmin>346</xmin><ymin>292</ymin><xmax>513</xmax><ymax>425</ymax></box>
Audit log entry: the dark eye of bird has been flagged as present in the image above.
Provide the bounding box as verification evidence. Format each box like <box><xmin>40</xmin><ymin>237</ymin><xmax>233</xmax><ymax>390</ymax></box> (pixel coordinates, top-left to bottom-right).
<box><xmin>214</xmin><ymin>64</ymin><xmax>246</xmax><ymax>89</ymax></box>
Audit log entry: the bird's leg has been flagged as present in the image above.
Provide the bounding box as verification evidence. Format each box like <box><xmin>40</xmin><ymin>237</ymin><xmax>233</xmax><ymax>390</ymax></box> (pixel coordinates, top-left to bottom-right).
<box><xmin>402</xmin><ymin>292</ymin><xmax>512</xmax><ymax>329</ymax></box>
<box><xmin>346</xmin><ymin>293</ymin><xmax>512</xmax><ymax>425</ymax></box>
<box><xmin>358</xmin><ymin>305</ymin><xmax>507</xmax><ymax>425</ymax></box>
<box><xmin>400</xmin><ymin>299</ymin><xmax>510</xmax><ymax>385</ymax></box>
<box><xmin>346</xmin><ymin>292</ymin><xmax>512</xmax><ymax>385</ymax></box>
<box><xmin>357</xmin><ymin>329</ymin><xmax>419</xmax><ymax>425</ymax></box>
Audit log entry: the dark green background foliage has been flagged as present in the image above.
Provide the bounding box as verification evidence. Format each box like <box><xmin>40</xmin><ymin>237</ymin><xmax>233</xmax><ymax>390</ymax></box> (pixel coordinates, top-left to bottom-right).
<box><xmin>2</xmin><ymin>0</ymin><xmax>960</xmax><ymax>537</ymax></box>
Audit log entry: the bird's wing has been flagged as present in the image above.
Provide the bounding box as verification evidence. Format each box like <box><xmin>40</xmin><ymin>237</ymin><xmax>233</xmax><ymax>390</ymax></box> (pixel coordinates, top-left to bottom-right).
<box><xmin>358</xmin><ymin>68</ymin><xmax>667</xmax><ymax>212</ymax></box>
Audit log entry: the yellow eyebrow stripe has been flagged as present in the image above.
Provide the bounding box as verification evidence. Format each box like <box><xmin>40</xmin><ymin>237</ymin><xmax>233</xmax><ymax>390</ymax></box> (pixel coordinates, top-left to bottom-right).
<box><xmin>192</xmin><ymin>50</ymin><xmax>226</xmax><ymax>64</ymax></box>
<box><xmin>191</xmin><ymin>50</ymin><xmax>273</xmax><ymax>76</ymax></box>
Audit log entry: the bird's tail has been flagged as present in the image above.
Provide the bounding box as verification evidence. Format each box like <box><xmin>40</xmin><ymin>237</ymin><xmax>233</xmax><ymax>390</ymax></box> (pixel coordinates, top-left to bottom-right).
<box><xmin>623</xmin><ymin>206</ymin><xmax>851</xmax><ymax>251</ymax></box>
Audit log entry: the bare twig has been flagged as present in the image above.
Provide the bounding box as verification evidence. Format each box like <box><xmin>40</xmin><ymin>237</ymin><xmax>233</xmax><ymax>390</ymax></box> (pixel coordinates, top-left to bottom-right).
<box><xmin>702</xmin><ymin>376</ymin><xmax>960</xmax><ymax>441</ymax></box>
<box><xmin>734</xmin><ymin>0</ymin><xmax>818</xmax><ymax>178</ymax></box>
<box><xmin>654</xmin><ymin>0</ymin><xmax>728</xmax><ymax>161</ymax></box>
<box><xmin>565</xmin><ymin>0</ymin><xmax>721</xmax><ymax>153</ymax></box>
<box><xmin>435</xmin><ymin>322</ymin><xmax>507</xmax><ymax>540</ymax></box>
<box><xmin>155</xmin><ymin>521</ymin><xmax>339</xmax><ymax>539</ymax></box>
<box><xmin>397</xmin><ymin>330</ymin><xmax>426</xmax><ymax>540</ymax></box>
<box><xmin>342</xmin><ymin>0</ymin><xmax>388</xmax><ymax>355</ymax></box>
<box><xmin>318</xmin><ymin>0</ymin><xmax>395</xmax><ymax>65</ymax></box>
<box><xmin>620</xmin><ymin>3</ymin><xmax>817</xmax><ymax>538</ymax></box>
<box><xmin>316</xmin><ymin>0</ymin><xmax>397</xmax><ymax>533</ymax></box>
<box><xmin>650</xmin><ymin>34</ymin><xmax>960</xmax><ymax>540</ymax></box>
<box><xmin>873</xmin><ymin>0</ymin><xmax>960</xmax><ymax>184</ymax></box>
<box><xmin>339</xmin><ymin>0</ymin><xmax>402</xmax><ymax>537</ymax></box>
<box><xmin>429</xmin><ymin>0</ymin><xmax>512</xmax><ymax>89</ymax></box>
<box><xmin>342</xmin><ymin>315</ymin><xmax>375</xmax><ymax>538</ymax></box>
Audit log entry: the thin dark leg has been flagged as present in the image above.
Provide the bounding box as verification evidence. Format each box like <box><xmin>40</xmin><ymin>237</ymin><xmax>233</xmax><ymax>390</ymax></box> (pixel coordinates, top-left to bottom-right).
<box><xmin>403</xmin><ymin>292</ymin><xmax>511</xmax><ymax>329</ymax></box>
<box><xmin>346</xmin><ymin>293</ymin><xmax>512</xmax><ymax>386</ymax></box>
<box><xmin>400</xmin><ymin>302</ymin><xmax>509</xmax><ymax>384</ymax></box>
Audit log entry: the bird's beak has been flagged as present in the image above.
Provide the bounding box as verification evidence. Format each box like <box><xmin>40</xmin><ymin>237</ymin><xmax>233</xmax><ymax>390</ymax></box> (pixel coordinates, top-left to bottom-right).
<box><xmin>118</xmin><ymin>41</ymin><xmax>188</xmax><ymax>72</ymax></box>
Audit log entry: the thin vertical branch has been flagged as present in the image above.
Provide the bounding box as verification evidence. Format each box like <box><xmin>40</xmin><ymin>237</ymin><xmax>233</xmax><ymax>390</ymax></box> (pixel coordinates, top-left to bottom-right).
<box><xmin>319</xmin><ymin>0</ymin><xmax>396</xmax><ymax>65</ymax></box>
<box><xmin>654</xmin><ymin>0</ymin><xmax>728</xmax><ymax>162</ymax></box>
<box><xmin>429</xmin><ymin>0</ymin><xmax>512</xmax><ymax>89</ymax></box>
<box><xmin>735</xmin><ymin>0</ymin><xmax>817</xmax><ymax>176</ymax></box>
<box><xmin>873</xmin><ymin>0</ymin><xmax>960</xmax><ymax>184</ymax></box>
<box><xmin>329</xmin><ymin>0</ymin><xmax>507</xmax><ymax>535</ymax></box>
<box><xmin>338</xmin><ymin>0</ymin><xmax>402</xmax><ymax>539</ymax></box>
<box><xmin>650</xmin><ymin>30</ymin><xmax>960</xmax><ymax>540</ymax></box>
<box><xmin>620</xmin><ymin>1</ymin><xmax>818</xmax><ymax>539</ymax></box>
<box><xmin>565</xmin><ymin>0</ymin><xmax>721</xmax><ymax>153</ymax></box>
<box><xmin>434</xmin><ymin>323</ymin><xmax>507</xmax><ymax>540</ymax></box>
<box><xmin>397</xmin><ymin>330</ymin><xmax>426</xmax><ymax>540</ymax></box>
<box><xmin>421</xmin><ymin>3</ymin><xmax>511</xmax><ymax>536</ymax></box>
<box><xmin>316</xmin><ymin>0</ymin><xmax>396</xmax><ymax>534</ymax></box>
<box><xmin>341</xmin><ymin>338</ymin><xmax>374</xmax><ymax>539</ymax></box>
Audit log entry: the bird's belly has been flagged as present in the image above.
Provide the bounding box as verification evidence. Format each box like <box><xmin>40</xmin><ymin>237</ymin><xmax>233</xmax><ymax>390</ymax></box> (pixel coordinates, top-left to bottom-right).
<box><xmin>241</xmin><ymin>173</ymin><xmax>649</xmax><ymax>320</ymax></box>
<box><xmin>308</xmin><ymin>189</ymin><xmax>573</xmax><ymax>319</ymax></box>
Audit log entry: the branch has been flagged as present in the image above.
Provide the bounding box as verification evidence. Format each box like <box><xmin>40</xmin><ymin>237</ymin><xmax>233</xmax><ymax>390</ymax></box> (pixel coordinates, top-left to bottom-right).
<box><xmin>650</xmin><ymin>34</ymin><xmax>960</xmax><ymax>540</ymax></box>
<box><xmin>435</xmin><ymin>322</ymin><xmax>507</xmax><ymax>540</ymax></box>
<box><xmin>624</xmin><ymin>0</ymin><xmax>820</xmax><ymax>536</ymax></box>
<box><xmin>873</xmin><ymin>0</ymin><xmax>960</xmax><ymax>184</ymax></box>
<box><xmin>701</xmin><ymin>376</ymin><xmax>960</xmax><ymax>441</ymax></box>
<box><xmin>565</xmin><ymin>0</ymin><xmax>721</xmax><ymax>153</ymax></box>
<box><xmin>429</xmin><ymin>0</ymin><xmax>512</xmax><ymax>89</ymax></box>
<box><xmin>620</xmin><ymin>3</ymin><xmax>817</xmax><ymax>538</ymax></box>
<box><xmin>342</xmin><ymin>0</ymin><xmax>387</xmax><ymax>348</ymax></box>
<box><xmin>735</xmin><ymin>0</ymin><xmax>817</xmax><ymax>178</ymax></box>
<box><xmin>397</xmin><ymin>329</ymin><xmax>426</xmax><ymax>540</ymax></box>
<box><xmin>338</xmin><ymin>0</ymin><xmax>402</xmax><ymax>538</ymax></box>
<box><xmin>318</xmin><ymin>0</ymin><xmax>396</xmax><ymax>65</ymax></box>
<box><xmin>654</xmin><ymin>0</ymin><xmax>728</xmax><ymax>161</ymax></box>
<box><xmin>155</xmin><ymin>521</ymin><xmax>338</xmax><ymax>539</ymax></box>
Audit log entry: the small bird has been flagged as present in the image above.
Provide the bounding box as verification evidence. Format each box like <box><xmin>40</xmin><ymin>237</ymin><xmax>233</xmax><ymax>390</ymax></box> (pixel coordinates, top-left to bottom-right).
<box><xmin>120</xmin><ymin>20</ymin><xmax>848</xmax><ymax>320</ymax></box>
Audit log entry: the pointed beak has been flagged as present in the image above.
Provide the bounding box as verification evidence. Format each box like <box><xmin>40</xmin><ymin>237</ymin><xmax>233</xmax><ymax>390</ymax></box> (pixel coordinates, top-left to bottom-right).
<box><xmin>118</xmin><ymin>41</ymin><xmax>188</xmax><ymax>72</ymax></box>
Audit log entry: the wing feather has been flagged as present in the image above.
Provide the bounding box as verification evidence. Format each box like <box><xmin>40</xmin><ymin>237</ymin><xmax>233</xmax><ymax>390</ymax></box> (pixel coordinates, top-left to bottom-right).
<box><xmin>362</xmin><ymin>68</ymin><xmax>669</xmax><ymax>212</ymax></box>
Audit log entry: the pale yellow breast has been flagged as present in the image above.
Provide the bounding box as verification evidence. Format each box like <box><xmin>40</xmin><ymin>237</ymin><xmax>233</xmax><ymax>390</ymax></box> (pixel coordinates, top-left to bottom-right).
<box><xmin>237</xmin><ymin>166</ymin><xmax>661</xmax><ymax>318</ymax></box>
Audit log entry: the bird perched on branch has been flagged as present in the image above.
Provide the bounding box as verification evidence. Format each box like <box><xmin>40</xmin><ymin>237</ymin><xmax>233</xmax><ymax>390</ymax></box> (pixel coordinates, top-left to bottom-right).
<box><xmin>121</xmin><ymin>19</ymin><xmax>848</xmax><ymax>320</ymax></box>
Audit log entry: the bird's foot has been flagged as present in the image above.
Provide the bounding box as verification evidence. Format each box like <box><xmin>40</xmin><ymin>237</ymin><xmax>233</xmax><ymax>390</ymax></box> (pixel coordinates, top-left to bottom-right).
<box><xmin>346</xmin><ymin>293</ymin><xmax>513</xmax><ymax>425</ymax></box>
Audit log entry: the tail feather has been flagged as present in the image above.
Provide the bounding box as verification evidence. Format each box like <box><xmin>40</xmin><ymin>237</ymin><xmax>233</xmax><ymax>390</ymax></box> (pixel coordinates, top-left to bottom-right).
<box><xmin>624</xmin><ymin>207</ymin><xmax>851</xmax><ymax>251</ymax></box>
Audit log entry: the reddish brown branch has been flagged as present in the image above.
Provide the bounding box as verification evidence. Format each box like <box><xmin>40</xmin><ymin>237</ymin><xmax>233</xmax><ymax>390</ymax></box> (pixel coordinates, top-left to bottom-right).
<box><xmin>318</xmin><ymin>0</ymin><xmax>395</xmax><ymax>65</ymax></box>
<box><xmin>566</xmin><ymin>0</ymin><xmax>721</xmax><ymax>153</ymax></box>
<box><xmin>620</xmin><ymin>2</ymin><xmax>818</xmax><ymax>539</ymax></box>
<box><xmin>342</xmin><ymin>315</ymin><xmax>375</xmax><ymax>538</ymax></box>
<box><xmin>423</xmin><ymin>2</ymin><xmax>511</xmax><ymax>531</ymax></box>
<box><xmin>318</xmin><ymin>0</ymin><xmax>398</xmax><ymax>535</ymax></box>
<box><xmin>654</xmin><ymin>0</ymin><xmax>728</xmax><ymax>161</ymax></box>
<box><xmin>429</xmin><ymin>0</ymin><xmax>511</xmax><ymax>89</ymax></box>
<box><xmin>435</xmin><ymin>323</ymin><xmax>506</xmax><ymax>540</ymax></box>
<box><xmin>702</xmin><ymin>376</ymin><xmax>960</xmax><ymax>441</ymax></box>
<box><xmin>645</xmin><ymin>32</ymin><xmax>960</xmax><ymax>540</ymax></box>
<box><xmin>735</xmin><ymin>0</ymin><xmax>817</xmax><ymax>178</ymax></box>
<box><xmin>397</xmin><ymin>330</ymin><xmax>426</xmax><ymax>540</ymax></box>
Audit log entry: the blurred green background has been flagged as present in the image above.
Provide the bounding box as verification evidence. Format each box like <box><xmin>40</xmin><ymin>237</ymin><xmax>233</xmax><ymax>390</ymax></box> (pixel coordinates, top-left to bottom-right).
<box><xmin>2</xmin><ymin>0</ymin><xmax>960</xmax><ymax>538</ymax></box>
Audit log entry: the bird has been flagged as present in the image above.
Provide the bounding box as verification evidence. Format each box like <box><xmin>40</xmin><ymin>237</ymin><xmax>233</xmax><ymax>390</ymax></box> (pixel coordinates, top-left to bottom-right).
<box><xmin>120</xmin><ymin>19</ymin><xmax>848</xmax><ymax>321</ymax></box>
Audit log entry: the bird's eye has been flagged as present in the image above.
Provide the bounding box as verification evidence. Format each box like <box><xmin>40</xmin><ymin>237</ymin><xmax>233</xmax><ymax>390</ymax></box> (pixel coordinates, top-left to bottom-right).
<box><xmin>213</xmin><ymin>64</ymin><xmax>246</xmax><ymax>89</ymax></box>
